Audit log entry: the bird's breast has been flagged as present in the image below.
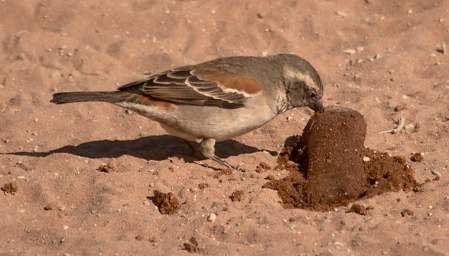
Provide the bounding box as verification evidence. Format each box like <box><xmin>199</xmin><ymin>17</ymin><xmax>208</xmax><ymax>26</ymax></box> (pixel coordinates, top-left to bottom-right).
<box><xmin>172</xmin><ymin>101</ymin><xmax>276</xmax><ymax>141</ymax></box>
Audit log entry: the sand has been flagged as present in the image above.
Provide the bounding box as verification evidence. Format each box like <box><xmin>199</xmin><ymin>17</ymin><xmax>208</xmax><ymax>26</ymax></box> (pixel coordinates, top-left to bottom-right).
<box><xmin>1</xmin><ymin>0</ymin><xmax>449</xmax><ymax>255</ymax></box>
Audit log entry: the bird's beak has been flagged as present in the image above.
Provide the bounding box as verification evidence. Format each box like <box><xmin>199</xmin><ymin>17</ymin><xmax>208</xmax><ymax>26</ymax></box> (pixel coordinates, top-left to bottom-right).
<box><xmin>309</xmin><ymin>100</ymin><xmax>324</xmax><ymax>113</ymax></box>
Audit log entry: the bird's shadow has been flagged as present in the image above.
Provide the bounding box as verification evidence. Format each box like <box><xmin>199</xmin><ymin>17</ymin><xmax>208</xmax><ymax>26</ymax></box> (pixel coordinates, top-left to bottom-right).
<box><xmin>8</xmin><ymin>135</ymin><xmax>277</xmax><ymax>162</ymax></box>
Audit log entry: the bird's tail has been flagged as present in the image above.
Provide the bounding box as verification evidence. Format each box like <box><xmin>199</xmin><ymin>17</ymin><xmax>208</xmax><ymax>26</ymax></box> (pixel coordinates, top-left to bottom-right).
<box><xmin>51</xmin><ymin>91</ymin><xmax>130</xmax><ymax>104</ymax></box>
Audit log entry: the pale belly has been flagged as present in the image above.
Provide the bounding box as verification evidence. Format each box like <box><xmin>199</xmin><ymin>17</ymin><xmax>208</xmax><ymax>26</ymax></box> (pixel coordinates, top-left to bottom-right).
<box><xmin>117</xmin><ymin>100</ymin><xmax>277</xmax><ymax>142</ymax></box>
<box><xmin>162</xmin><ymin>106</ymin><xmax>276</xmax><ymax>141</ymax></box>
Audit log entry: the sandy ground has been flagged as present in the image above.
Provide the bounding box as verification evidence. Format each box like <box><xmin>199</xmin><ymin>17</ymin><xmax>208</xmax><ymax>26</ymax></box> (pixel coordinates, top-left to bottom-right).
<box><xmin>1</xmin><ymin>0</ymin><xmax>449</xmax><ymax>255</ymax></box>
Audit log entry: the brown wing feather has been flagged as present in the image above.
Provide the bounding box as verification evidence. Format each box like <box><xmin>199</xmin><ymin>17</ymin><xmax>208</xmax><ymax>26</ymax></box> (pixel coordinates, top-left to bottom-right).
<box><xmin>118</xmin><ymin>66</ymin><xmax>262</xmax><ymax>108</ymax></box>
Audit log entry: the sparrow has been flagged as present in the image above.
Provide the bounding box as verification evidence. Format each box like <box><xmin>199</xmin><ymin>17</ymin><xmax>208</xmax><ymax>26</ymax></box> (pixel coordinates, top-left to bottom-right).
<box><xmin>51</xmin><ymin>53</ymin><xmax>324</xmax><ymax>170</ymax></box>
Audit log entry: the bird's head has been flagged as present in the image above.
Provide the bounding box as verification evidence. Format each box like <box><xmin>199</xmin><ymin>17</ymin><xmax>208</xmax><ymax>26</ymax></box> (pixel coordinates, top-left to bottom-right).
<box><xmin>273</xmin><ymin>54</ymin><xmax>324</xmax><ymax>112</ymax></box>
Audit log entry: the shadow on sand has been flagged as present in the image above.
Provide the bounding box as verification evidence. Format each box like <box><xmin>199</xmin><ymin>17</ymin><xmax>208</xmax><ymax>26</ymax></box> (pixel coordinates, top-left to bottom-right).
<box><xmin>8</xmin><ymin>135</ymin><xmax>277</xmax><ymax>162</ymax></box>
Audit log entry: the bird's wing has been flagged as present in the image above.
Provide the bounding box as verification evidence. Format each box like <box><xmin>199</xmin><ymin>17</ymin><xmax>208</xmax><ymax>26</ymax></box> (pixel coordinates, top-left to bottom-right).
<box><xmin>118</xmin><ymin>65</ymin><xmax>263</xmax><ymax>108</ymax></box>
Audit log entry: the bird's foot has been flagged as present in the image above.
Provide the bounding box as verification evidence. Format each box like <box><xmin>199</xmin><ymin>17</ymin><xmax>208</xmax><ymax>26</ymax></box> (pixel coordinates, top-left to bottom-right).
<box><xmin>198</xmin><ymin>138</ymin><xmax>244</xmax><ymax>172</ymax></box>
<box><xmin>210</xmin><ymin>155</ymin><xmax>244</xmax><ymax>172</ymax></box>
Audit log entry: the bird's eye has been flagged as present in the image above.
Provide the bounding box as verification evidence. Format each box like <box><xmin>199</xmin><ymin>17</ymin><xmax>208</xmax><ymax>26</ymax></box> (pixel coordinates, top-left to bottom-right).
<box><xmin>310</xmin><ymin>91</ymin><xmax>317</xmax><ymax>98</ymax></box>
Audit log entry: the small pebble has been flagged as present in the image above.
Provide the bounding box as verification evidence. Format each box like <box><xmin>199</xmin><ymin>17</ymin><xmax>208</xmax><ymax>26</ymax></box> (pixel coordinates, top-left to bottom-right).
<box><xmin>393</xmin><ymin>104</ymin><xmax>406</xmax><ymax>112</ymax></box>
<box><xmin>346</xmin><ymin>204</ymin><xmax>369</xmax><ymax>215</ymax></box>
<box><xmin>335</xmin><ymin>11</ymin><xmax>347</xmax><ymax>17</ymax></box>
<box><xmin>207</xmin><ymin>213</ymin><xmax>217</xmax><ymax>222</ymax></box>
<box><xmin>43</xmin><ymin>205</ymin><xmax>53</xmax><ymax>211</ymax></box>
<box><xmin>431</xmin><ymin>170</ymin><xmax>442</xmax><ymax>180</ymax></box>
<box><xmin>436</xmin><ymin>43</ymin><xmax>447</xmax><ymax>54</ymax></box>
<box><xmin>401</xmin><ymin>209</ymin><xmax>414</xmax><ymax>217</ymax></box>
<box><xmin>343</xmin><ymin>48</ymin><xmax>356</xmax><ymax>55</ymax></box>
<box><xmin>405</xmin><ymin>123</ymin><xmax>418</xmax><ymax>133</ymax></box>
<box><xmin>410</xmin><ymin>153</ymin><xmax>423</xmax><ymax>162</ymax></box>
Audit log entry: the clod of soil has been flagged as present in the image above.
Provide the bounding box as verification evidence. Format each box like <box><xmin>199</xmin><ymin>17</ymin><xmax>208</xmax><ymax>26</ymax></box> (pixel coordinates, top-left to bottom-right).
<box><xmin>97</xmin><ymin>163</ymin><xmax>115</xmax><ymax>173</ymax></box>
<box><xmin>1</xmin><ymin>182</ymin><xmax>18</xmax><ymax>195</ymax></box>
<box><xmin>151</xmin><ymin>190</ymin><xmax>180</xmax><ymax>215</ymax></box>
<box><xmin>264</xmin><ymin>107</ymin><xmax>418</xmax><ymax>211</ymax></box>
<box><xmin>401</xmin><ymin>209</ymin><xmax>414</xmax><ymax>217</ymax></box>
<box><xmin>229</xmin><ymin>190</ymin><xmax>245</xmax><ymax>202</ymax></box>
<box><xmin>183</xmin><ymin>237</ymin><xmax>200</xmax><ymax>253</ymax></box>
<box><xmin>410</xmin><ymin>153</ymin><xmax>423</xmax><ymax>162</ymax></box>
<box><xmin>198</xmin><ymin>183</ymin><xmax>209</xmax><ymax>190</ymax></box>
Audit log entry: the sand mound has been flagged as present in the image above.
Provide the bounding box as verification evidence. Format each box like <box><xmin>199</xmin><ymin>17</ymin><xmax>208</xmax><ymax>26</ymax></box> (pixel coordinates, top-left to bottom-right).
<box><xmin>264</xmin><ymin>107</ymin><xmax>418</xmax><ymax>211</ymax></box>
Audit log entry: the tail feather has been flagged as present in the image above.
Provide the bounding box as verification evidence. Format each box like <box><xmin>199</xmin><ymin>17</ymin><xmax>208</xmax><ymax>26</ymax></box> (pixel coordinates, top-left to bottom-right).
<box><xmin>51</xmin><ymin>91</ymin><xmax>130</xmax><ymax>104</ymax></box>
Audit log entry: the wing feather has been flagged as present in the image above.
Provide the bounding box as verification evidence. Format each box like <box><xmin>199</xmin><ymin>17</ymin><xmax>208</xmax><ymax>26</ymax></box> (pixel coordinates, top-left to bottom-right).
<box><xmin>118</xmin><ymin>65</ymin><xmax>262</xmax><ymax>108</ymax></box>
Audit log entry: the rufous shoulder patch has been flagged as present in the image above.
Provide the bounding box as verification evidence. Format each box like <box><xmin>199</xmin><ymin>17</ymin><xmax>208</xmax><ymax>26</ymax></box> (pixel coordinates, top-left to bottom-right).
<box><xmin>218</xmin><ymin>76</ymin><xmax>262</xmax><ymax>95</ymax></box>
<box><xmin>198</xmin><ymin>71</ymin><xmax>263</xmax><ymax>96</ymax></box>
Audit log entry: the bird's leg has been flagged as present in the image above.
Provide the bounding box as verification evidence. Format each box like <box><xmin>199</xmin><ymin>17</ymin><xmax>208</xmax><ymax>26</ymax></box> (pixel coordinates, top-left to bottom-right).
<box><xmin>199</xmin><ymin>138</ymin><xmax>241</xmax><ymax>171</ymax></box>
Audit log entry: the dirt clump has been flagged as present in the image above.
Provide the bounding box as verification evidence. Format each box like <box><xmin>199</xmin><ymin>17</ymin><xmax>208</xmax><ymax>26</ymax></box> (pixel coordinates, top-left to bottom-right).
<box><xmin>97</xmin><ymin>163</ymin><xmax>115</xmax><ymax>173</ymax></box>
<box><xmin>151</xmin><ymin>190</ymin><xmax>180</xmax><ymax>215</ymax></box>
<box><xmin>1</xmin><ymin>182</ymin><xmax>18</xmax><ymax>195</ymax></box>
<box><xmin>229</xmin><ymin>190</ymin><xmax>245</xmax><ymax>202</ymax></box>
<box><xmin>264</xmin><ymin>107</ymin><xmax>418</xmax><ymax>211</ymax></box>
<box><xmin>198</xmin><ymin>183</ymin><xmax>209</xmax><ymax>190</ymax></box>
<box><xmin>410</xmin><ymin>153</ymin><xmax>424</xmax><ymax>162</ymax></box>
<box><xmin>401</xmin><ymin>209</ymin><xmax>415</xmax><ymax>217</ymax></box>
<box><xmin>183</xmin><ymin>237</ymin><xmax>201</xmax><ymax>253</ymax></box>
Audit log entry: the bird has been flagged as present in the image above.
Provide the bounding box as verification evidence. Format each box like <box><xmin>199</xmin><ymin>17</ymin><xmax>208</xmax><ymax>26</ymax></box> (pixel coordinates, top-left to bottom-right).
<box><xmin>51</xmin><ymin>53</ymin><xmax>324</xmax><ymax>170</ymax></box>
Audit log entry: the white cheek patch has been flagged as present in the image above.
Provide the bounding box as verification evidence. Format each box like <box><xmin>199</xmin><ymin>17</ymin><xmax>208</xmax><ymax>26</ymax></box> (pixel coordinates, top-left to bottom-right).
<box><xmin>283</xmin><ymin>66</ymin><xmax>320</xmax><ymax>92</ymax></box>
